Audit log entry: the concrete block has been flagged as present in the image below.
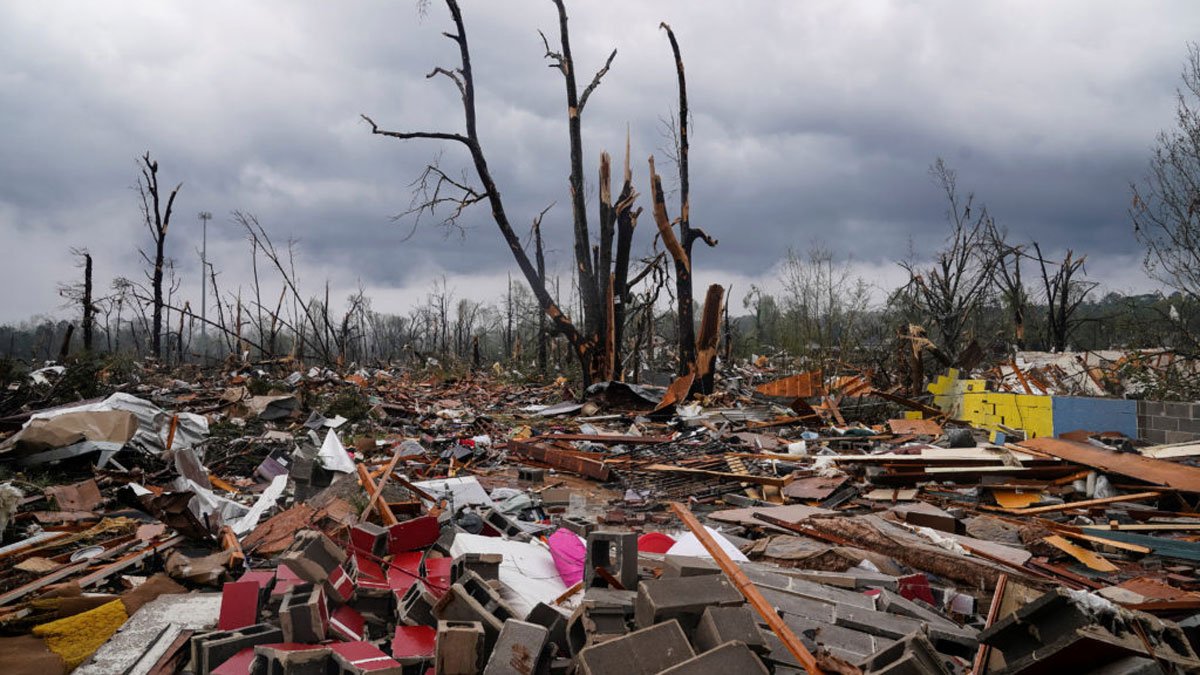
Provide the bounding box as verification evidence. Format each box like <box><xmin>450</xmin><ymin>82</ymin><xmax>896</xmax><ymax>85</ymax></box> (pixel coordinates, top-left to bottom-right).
<box><xmin>210</xmin><ymin>647</ymin><xmax>256</xmax><ymax>675</ymax></box>
<box><xmin>1139</xmin><ymin>400</ymin><xmax>1165</xmax><ymax>417</ymax></box>
<box><xmin>397</xmin><ymin>581</ymin><xmax>438</xmax><ymax>627</ymax></box>
<box><xmin>585</xmin><ymin>531</ymin><xmax>638</xmax><ymax>590</ymax></box>
<box><xmin>218</xmin><ymin>580</ymin><xmax>261</xmax><ymax>631</ymax></box>
<box><xmin>436</xmin><ymin>620</ymin><xmax>486</xmax><ymax>675</ymax></box>
<box><xmin>575</xmin><ymin>619</ymin><xmax>695</xmax><ymax>675</ymax></box>
<box><xmin>979</xmin><ymin>588</ymin><xmax>1200</xmax><ymax>673</ymax></box>
<box><xmin>391</xmin><ymin>625</ymin><xmax>436</xmax><ymax>671</ymax></box>
<box><xmin>692</xmin><ymin>605</ymin><xmax>767</xmax><ymax>655</ymax></box>
<box><xmin>860</xmin><ymin>631</ymin><xmax>953</xmax><ymax>675</ymax></box>
<box><xmin>661</xmin><ymin>554</ymin><xmax>720</xmax><ymax>578</ymax></box>
<box><xmin>331</xmin><ymin>604</ymin><xmax>366</xmax><ymax>642</ymax></box>
<box><xmin>434</xmin><ymin>570</ymin><xmax>520</xmax><ymax>653</ymax></box>
<box><xmin>658</xmin><ymin>640</ymin><xmax>770</xmax><ymax>675</ymax></box>
<box><xmin>190</xmin><ymin>623</ymin><xmax>283</xmax><ymax>675</ymax></box>
<box><xmin>1166</xmin><ymin>402</ymin><xmax>1192</xmax><ymax>419</ymax></box>
<box><xmin>793</xmin><ymin>569</ymin><xmax>899</xmax><ymax>591</ymax></box>
<box><xmin>554</xmin><ymin>515</ymin><xmax>594</xmax><ymax>537</ymax></box>
<box><xmin>281</xmin><ymin>530</ymin><xmax>347</xmax><ymax>584</ymax></box>
<box><xmin>634</xmin><ymin>574</ymin><xmax>743</xmax><ymax>633</ymax></box>
<box><xmin>540</xmin><ymin>488</ymin><xmax>572</xmax><ymax>507</ymax></box>
<box><xmin>482</xmin><ymin>507</ymin><xmax>532</xmax><ymax>541</ymax></box>
<box><xmin>252</xmin><ymin>644</ymin><xmax>331</xmax><ymax>675</ymax></box>
<box><xmin>876</xmin><ymin>589</ymin><xmax>979</xmax><ymax>655</ymax></box>
<box><xmin>525</xmin><ymin>602</ymin><xmax>570</xmax><ymax>657</ymax></box>
<box><xmin>483</xmin><ymin>619</ymin><xmax>550</xmax><ymax>675</ymax></box>
<box><xmin>329</xmin><ymin>641</ymin><xmax>404</xmax><ymax>674</ymax></box>
<box><xmin>350</xmin><ymin>576</ymin><xmax>396</xmax><ymax>625</ymax></box>
<box><xmin>517</xmin><ymin>467</ymin><xmax>546</xmax><ymax>482</ymax></box>
<box><xmin>350</xmin><ymin>522</ymin><xmax>389</xmax><ymax>557</ymax></box>
<box><xmin>774</xmin><ymin>612</ymin><xmax>893</xmax><ymax>663</ymax></box>
<box><xmin>832</xmin><ymin>604</ymin><xmax>927</xmax><ymax>641</ymax></box>
<box><xmin>452</xmin><ymin>552</ymin><xmax>502</xmax><ymax>583</ymax></box>
<box><xmin>388</xmin><ymin>516</ymin><xmax>440</xmax><ymax>554</ymax></box>
<box><xmin>279</xmin><ymin>583</ymin><xmax>329</xmax><ymax>643</ymax></box>
<box><xmin>423</xmin><ymin>556</ymin><xmax>453</xmax><ymax>594</ymax></box>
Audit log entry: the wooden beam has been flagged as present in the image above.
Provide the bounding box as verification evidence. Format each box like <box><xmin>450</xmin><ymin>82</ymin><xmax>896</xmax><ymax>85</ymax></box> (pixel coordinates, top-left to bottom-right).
<box><xmin>356</xmin><ymin>464</ymin><xmax>398</xmax><ymax>526</ymax></box>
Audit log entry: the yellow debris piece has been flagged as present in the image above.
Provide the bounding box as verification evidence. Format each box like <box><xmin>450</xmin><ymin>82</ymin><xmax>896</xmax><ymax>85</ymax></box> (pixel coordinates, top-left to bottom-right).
<box><xmin>33</xmin><ymin>598</ymin><xmax>128</xmax><ymax>670</ymax></box>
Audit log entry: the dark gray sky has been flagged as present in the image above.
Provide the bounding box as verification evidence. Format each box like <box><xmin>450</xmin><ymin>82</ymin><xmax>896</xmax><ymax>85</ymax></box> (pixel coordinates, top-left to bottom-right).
<box><xmin>1</xmin><ymin>1</ymin><xmax>1195</xmax><ymax>323</ymax></box>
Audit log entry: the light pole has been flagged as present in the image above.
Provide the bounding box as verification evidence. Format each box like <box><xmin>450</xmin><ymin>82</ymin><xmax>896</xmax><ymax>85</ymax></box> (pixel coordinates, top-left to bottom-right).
<box><xmin>198</xmin><ymin>211</ymin><xmax>212</xmax><ymax>362</ymax></box>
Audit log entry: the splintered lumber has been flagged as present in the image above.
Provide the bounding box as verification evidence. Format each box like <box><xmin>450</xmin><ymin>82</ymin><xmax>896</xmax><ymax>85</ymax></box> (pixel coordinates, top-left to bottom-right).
<box><xmin>357</xmin><ymin>464</ymin><xmax>398</xmax><ymax>526</ymax></box>
<box><xmin>994</xmin><ymin>491</ymin><xmax>1162</xmax><ymax>515</ymax></box>
<box><xmin>358</xmin><ymin>441</ymin><xmax>407</xmax><ymax>524</ymax></box>
<box><xmin>641</xmin><ymin>464</ymin><xmax>794</xmax><ymax>487</ymax></box>
<box><xmin>1021</xmin><ymin>436</ymin><xmax>1200</xmax><ymax>493</ymax></box>
<box><xmin>972</xmin><ymin>573</ymin><xmax>1008</xmax><ymax>675</ymax></box>
<box><xmin>754</xmin><ymin>371</ymin><xmax>822</xmax><ymax>398</ymax></box>
<box><xmin>671</xmin><ymin>502</ymin><xmax>823</xmax><ymax>675</ymax></box>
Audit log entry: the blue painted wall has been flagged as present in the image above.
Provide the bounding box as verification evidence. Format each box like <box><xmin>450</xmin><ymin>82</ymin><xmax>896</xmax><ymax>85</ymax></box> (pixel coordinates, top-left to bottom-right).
<box><xmin>1052</xmin><ymin>396</ymin><xmax>1138</xmax><ymax>439</ymax></box>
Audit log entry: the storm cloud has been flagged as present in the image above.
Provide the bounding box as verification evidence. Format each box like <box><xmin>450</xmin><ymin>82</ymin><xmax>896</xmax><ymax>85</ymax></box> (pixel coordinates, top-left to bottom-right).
<box><xmin>0</xmin><ymin>1</ymin><xmax>1194</xmax><ymax>323</ymax></box>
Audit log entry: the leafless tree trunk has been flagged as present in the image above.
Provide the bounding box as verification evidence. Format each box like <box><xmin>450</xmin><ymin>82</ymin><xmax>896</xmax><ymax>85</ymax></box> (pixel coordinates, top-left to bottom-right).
<box><xmin>898</xmin><ymin>159</ymin><xmax>995</xmax><ymax>365</ymax></box>
<box><xmin>363</xmin><ymin>0</ymin><xmax>629</xmax><ymax>387</ymax></box>
<box><xmin>657</xmin><ymin>24</ymin><xmax>718</xmax><ymax>378</ymax></box>
<box><xmin>82</xmin><ymin>252</ymin><xmax>94</xmax><ymax>351</ymax></box>
<box><xmin>1034</xmin><ymin>244</ymin><xmax>1097</xmax><ymax>352</ymax></box>
<box><xmin>136</xmin><ymin>153</ymin><xmax>181</xmax><ymax>360</ymax></box>
<box><xmin>987</xmin><ymin>221</ymin><xmax>1029</xmax><ymax>350</ymax></box>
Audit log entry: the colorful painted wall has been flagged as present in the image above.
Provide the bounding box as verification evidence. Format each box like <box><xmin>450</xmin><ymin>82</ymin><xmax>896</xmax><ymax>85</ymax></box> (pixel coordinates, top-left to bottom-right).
<box><xmin>927</xmin><ymin>371</ymin><xmax>1138</xmax><ymax>440</ymax></box>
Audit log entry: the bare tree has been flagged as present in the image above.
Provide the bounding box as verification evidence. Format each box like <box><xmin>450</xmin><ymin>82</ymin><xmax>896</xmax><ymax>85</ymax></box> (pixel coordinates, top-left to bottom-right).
<box><xmin>655</xmin><ymin>23</ymin><xmax>718</xmax><ymax>378</ymax></box>
<box><xmin>136</xmin><ymin>153</ymin><xmax>181</xmax><ymax>360</ymax></box>
<box><xmin>57</xmin><ymin>248</ymin><xmax>96</xmax><ymax>353</ymax></box>
<box><xmin>898</xmin><ymin>159</ymin><xmax>995</xmax><ymax>365</ymax></box>
<box><xmin>1133</xmin><ymin>43</ymin><xmax>1200</xmax><ymax>308</ymax></box>
<box><xmin>363</xmin><ymin>0</ymin><xmax>639</xmax><ymax>386</ymax></box>
<box><xmin>1034</xmin><ymin>244</ymin><xmax>1097</xmax><ymax>352</ymax></box>
<box><xmin>986</xmin><ymin>221</ymin><xmax>1030</xmax><ymax>350</ymax></box>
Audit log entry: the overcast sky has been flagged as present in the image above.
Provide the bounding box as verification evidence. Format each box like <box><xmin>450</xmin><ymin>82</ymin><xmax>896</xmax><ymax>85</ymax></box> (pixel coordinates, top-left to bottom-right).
<box><xmin>1</xmin><ymin>1</ymin><xmax>1196</xmax><ymax>325</ymax></box>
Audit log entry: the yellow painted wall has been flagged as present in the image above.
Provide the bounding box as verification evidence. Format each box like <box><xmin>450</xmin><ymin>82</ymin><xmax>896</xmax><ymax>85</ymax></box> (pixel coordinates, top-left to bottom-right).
<box><xmin>927</xmin><ymin>370</ymin><xmax>1054</xmax><ymax>438</ymax></box>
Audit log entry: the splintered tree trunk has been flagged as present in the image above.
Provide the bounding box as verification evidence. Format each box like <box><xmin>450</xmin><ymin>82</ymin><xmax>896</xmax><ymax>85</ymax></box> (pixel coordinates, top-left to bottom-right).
<box><xmin>59</xmin><ymin>324</ymin><xmax>74</xmax><ymax>361</ymax></box>
<box><xmin>656</xmin><ymin>24</ymin><xmax>717</xmax><ymax>379</ymax></box>
<box><xmin>648</xmin><ymin>158</ymin><xmax>696</xmax><ymax>374</ymax></box>
<box><xmin>82</xmin><ymin>253</ymin><xmax>94</xmax><ymax>352</ymax></box>
<box><xmin>695</xmin><ymin>284</ymin><xmax>724</xmax><ymax>393</ymax></box>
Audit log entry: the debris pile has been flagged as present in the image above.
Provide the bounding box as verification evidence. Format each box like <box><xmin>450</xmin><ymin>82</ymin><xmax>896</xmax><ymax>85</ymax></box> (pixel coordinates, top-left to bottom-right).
<box><xmin>2</xmin><ymin>361</ymin><xmax>1200</xmax><ymax>674</ymax></box>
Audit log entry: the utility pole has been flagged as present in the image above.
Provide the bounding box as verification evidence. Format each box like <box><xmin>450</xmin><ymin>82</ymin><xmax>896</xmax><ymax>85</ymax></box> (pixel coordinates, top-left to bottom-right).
<box><xmin>198</xmin><ymin>211</ymin><xmax>211</xmax><ymax>362</ymax></box>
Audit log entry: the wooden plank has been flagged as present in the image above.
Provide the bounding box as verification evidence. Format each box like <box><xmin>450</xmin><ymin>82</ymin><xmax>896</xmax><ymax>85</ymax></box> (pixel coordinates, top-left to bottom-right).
<box><xmin>1042</xmin><ymin>535</ymin><xmax>1119</xmax><ymax>573</ymax></box>
<box><xmin>755</xmin><ymin>371</ymin><xmax>822</xmax><ymax>398</ymax></box>
<box><xmin>995</xmin><ymin>491</ymin><xmax>1161</xmax><ymax>515</ymax></box>
<box><xmin>1021</xmin><ymin>436</ymin><xmax>1200</xmax><ymax>493</ymax></box>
